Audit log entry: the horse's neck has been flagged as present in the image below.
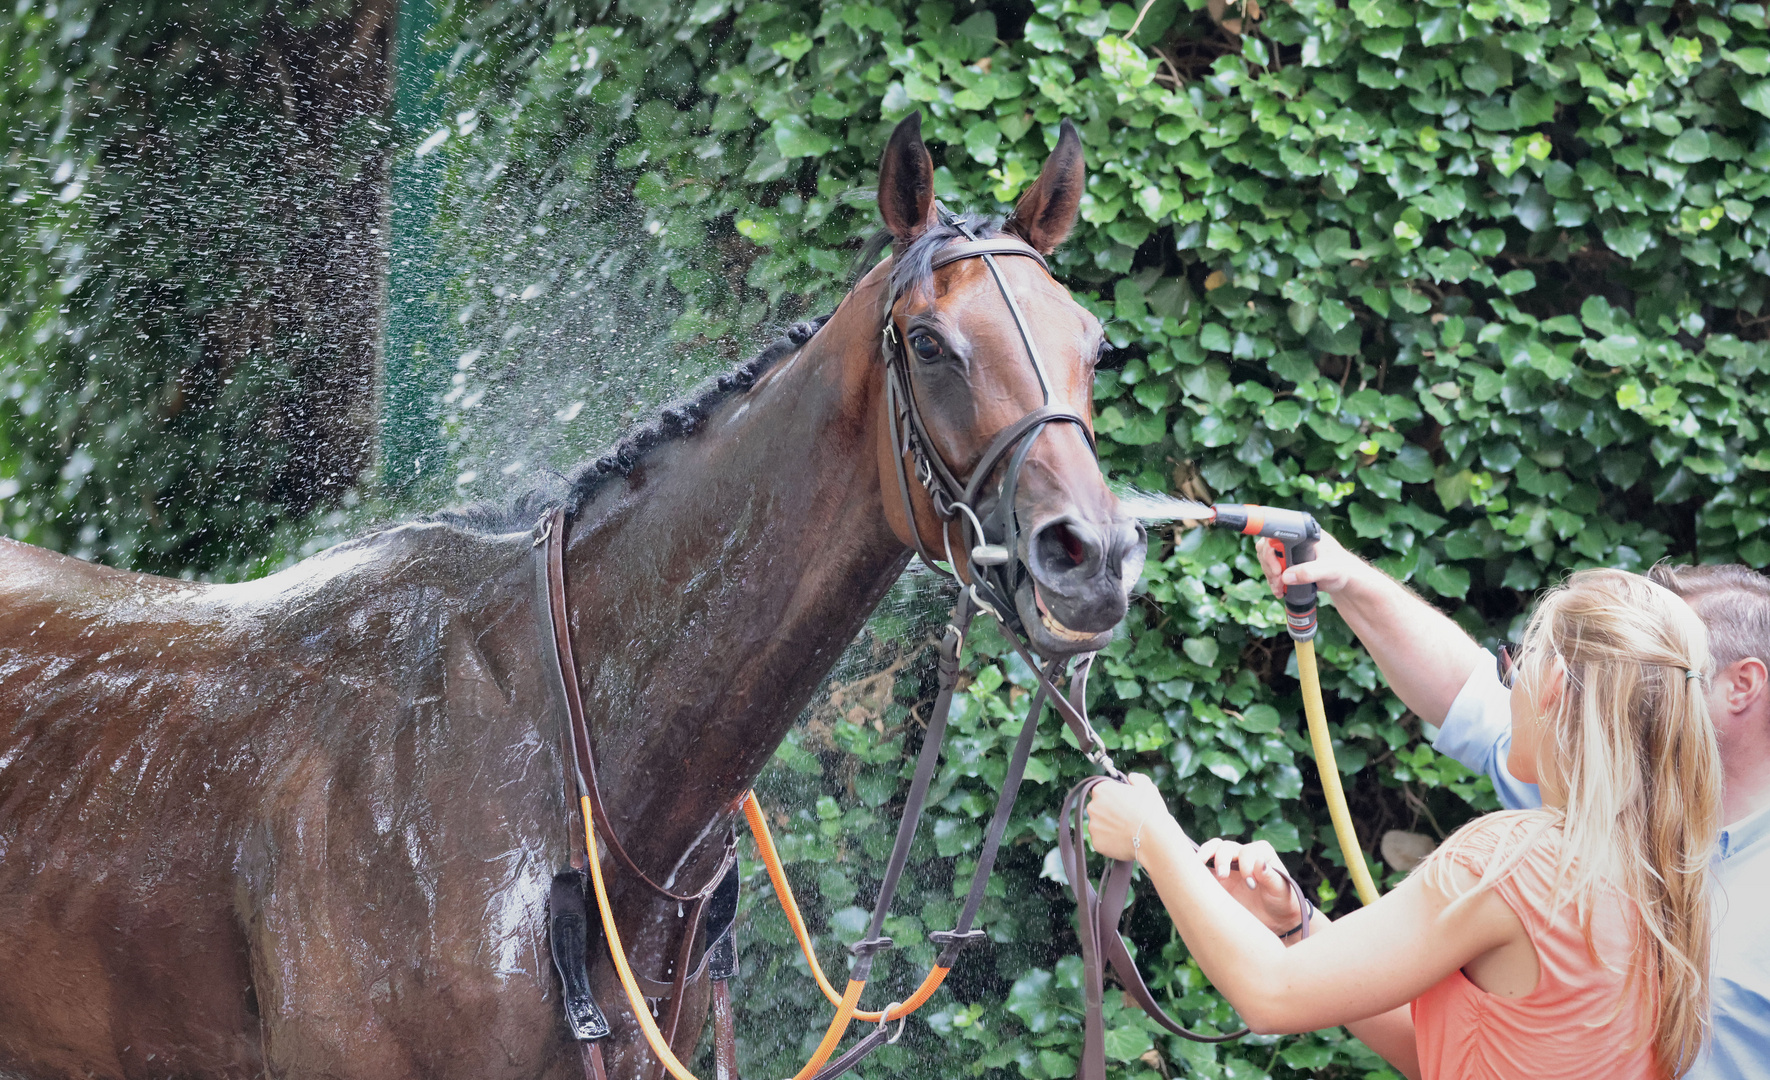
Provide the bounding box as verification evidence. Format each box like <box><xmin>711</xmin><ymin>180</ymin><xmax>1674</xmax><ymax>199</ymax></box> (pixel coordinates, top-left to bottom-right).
<box><xmin>562</xmin><ymin>297</ymin><xmax>910</xmax><ymax>885</ymax></box>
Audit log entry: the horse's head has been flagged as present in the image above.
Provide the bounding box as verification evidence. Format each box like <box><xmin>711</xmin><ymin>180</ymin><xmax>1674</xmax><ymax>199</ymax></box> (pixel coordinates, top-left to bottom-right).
<box><xmin>872</xmin><ymin>113</ymin><xmax>1145</xmax><ymax>657</ymax></box>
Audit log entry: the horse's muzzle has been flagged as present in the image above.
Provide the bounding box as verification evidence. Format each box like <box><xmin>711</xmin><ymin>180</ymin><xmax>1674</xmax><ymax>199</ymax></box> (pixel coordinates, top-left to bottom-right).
<box><xmin>1013</xmin><ymin>515</ymin><xmax>1146</xmax><ymax>656</ymax></box>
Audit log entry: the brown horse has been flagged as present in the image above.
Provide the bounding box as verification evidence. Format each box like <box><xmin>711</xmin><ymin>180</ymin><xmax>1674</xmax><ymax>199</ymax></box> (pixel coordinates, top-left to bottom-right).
<box><xmin>0</xmin><ymin>114</ymin><xmax>1143</xmax><ymax>1080</ymax></box>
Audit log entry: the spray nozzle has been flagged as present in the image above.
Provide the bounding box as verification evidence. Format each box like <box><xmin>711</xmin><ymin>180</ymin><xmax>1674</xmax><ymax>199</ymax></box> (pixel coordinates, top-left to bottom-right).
<box><xmin>1205</xmin><ymin>503</ymin><xmax>1321</xmax><ymax>642</ymax></box>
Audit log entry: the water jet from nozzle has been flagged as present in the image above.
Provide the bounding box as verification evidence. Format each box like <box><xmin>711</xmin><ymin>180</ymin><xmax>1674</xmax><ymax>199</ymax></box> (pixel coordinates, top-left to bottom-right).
<box><xmin>1106</xmin><ymin>482</ymin><xmax>1214</xmax><ymax>526</ymax></box>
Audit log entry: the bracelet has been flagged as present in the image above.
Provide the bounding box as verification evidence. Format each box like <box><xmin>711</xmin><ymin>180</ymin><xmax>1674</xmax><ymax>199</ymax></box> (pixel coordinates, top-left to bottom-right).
<box><xmin>1131</xmin><ymin>818</ymin><xmax>1146</xmax><ymax>862</ymax></box>
<box><xmin>1278</xmin><ymin>899</ymin><xmax>1314</xmax><ymax>939</ymax></box>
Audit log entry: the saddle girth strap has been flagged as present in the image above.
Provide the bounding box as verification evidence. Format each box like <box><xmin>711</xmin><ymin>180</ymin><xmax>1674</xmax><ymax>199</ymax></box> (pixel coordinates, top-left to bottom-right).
<box><xmin>712</xmin><ymin>980</ymin><xmax>739</xmax><ymax>1080</ymax></box>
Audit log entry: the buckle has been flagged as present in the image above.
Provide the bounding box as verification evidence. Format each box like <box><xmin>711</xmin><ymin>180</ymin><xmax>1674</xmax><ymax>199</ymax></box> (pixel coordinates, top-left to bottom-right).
<box><xmin>915</xmin><ymin>454</ymin><xmax>935</xmax><ymax>492</ymax></box>
<box><xmin>875</xmin><ymin>1002</ymin><xmax>908</xmax><ymax>1045</ymax></box>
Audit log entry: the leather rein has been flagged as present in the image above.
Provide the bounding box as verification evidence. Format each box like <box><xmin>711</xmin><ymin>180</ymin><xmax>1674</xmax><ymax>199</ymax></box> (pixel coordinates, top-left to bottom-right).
<box><xmin>535</xmin><ymin>225</ymin><xmax>1311</xmax><ymax>1080</ymax></box>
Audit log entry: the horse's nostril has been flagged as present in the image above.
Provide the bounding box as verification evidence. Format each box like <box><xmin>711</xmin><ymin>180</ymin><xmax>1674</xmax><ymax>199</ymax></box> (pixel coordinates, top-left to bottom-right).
<box><xmin>1036</xmin><ymin>521</ymin><xmax>1096</xmax><ymax>574</ymax></box>
<box><xmin>1056</xmin><ymin>524</ymin><xmax>1086</xmax><ymax>566</ymax></box>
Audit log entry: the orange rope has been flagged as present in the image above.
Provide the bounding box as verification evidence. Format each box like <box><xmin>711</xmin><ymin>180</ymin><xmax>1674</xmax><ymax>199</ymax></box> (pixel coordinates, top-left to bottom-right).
<box><xmin>741</xmin><ymin>791</ymin><xmax>951</xmax><ymax>1024</ymax></box>
<box><xmin>582</xmin><ymin>791</ymin><xmax>956</xmax><ymax>1080</ymax></box>
<box><xmin>794</xmin><ymin>978</ymin><xmax>866</xmax><ymax>1080</ymax></box>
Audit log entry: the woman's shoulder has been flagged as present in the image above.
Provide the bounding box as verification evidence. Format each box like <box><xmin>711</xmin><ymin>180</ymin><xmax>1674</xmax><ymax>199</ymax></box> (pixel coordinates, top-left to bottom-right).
<box><xmin>1424</xmin><ymin>809</ymin><xmax>1563</xmax><ymax>875</ymax></box>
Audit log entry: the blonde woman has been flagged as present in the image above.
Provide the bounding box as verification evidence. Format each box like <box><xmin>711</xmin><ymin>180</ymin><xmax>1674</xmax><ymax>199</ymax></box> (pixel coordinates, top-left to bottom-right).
<box><xmin>1087</xmin><ymin>568</ymin><xmax>1721</xmax><ymax>1079</ymax></box>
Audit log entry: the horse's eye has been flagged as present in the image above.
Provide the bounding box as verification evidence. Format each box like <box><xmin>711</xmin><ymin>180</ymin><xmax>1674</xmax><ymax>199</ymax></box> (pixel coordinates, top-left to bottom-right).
<box><xmin>910</xmin><ymin>331</ymin><xmax>943</xmax><ymax>361</ymax></box>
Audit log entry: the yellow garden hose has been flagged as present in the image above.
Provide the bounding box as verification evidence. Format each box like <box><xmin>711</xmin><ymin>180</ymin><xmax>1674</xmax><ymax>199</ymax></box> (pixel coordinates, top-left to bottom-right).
<box><xmin>1206</xmin><ymin>503</ymin><xmax>1382</xmax><ymax>907</ymax></box>
<box><xmin>1295</xmin><ymin>639</ymin><xmax>1381</xmax><ymax>906</ymax></box>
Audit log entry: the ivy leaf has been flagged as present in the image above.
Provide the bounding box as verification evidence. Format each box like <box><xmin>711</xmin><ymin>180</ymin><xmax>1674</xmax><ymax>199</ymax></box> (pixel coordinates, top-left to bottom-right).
<box><xmin>1253</xmin><ymin>818</ymin><xmax>1302</xmax><ymax>852</ymax></box>
<box><xmin>1601</xmin><ymin>223</ymin><xmax>1653</xmax><ymax>258</ymax></box>
<box><xmin>1104</xmin><ymin>1023</ymin><xmax>1154</xmax><ymax>1063</ymax></box>
<box><xmin>771</xmin><ymin>115</ymin><xmax>833</xmax><ymax>159</ymax></box>
<box><xmin>1200</xmin><ymin>751</ymin><xmax>1247</xmax><ymax>784</ymax></box>
<box><xmin>963</xmin><ymin>120</ymin><xmax>1001</xmax><ymax>165</ymax></box>
<box><xmin>1182</xmin><ymin>637</ymin><xmax>1220</xmax><ymax>667</ymax></box>
<box><xmin>1319</xmin><ymin>298</ymin><xmax>1354</xmax><ymax>332</ymax></box>
<box><xmin>1262</xmin><ymin>400</ymin><xmax>1303</xmax><ymax>432</ymax></box>
<box><xmin>1023</xmin><ymin>16</ymin><xmax>1066</xmax><ymax>52</ymax></box>
<box><xmin>1421</xmin><ymin>561</ymin><xmax>1471</xmax><ymax>599</ymax></box>
<box><xmin>1739</xmin><ymin>78</ymin><xmax>1770</xmax><ymax>117</ymax></box>
<box><xmin>771</xmin><ymin>33</ymin><xmax>813</xmax><ymax>63</ymax></box>
<box><xmin>1235</xmin><ymin>705</ymin><xmax>1282</xmax><ymax>734</ymax></box>
<box><xmin>1667</xmin><ymin>129</ymin><xmax>1711</xmax><ymax>163</ymax></box>
<box><xmin>1007</xmin><ymin>969</ymin><xmax>1057</xmax><ymax>1033</ymax></box>
<box><xmin>1497</xmin><ymin>269</ymin><xmax>1536</xmax><ymax>295</ymax></box>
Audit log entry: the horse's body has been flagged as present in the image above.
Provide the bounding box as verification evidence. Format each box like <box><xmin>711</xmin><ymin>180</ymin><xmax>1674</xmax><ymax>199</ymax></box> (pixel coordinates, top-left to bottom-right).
<box><xmin>0</xmin><ymin>304</ymin><xmax>908</xmax><ymax>1079</ymax></box>
<box><xmin>0</xmin><ymin>115</ymin><xmax>1137</xmax><ymax>1079</ymax></box>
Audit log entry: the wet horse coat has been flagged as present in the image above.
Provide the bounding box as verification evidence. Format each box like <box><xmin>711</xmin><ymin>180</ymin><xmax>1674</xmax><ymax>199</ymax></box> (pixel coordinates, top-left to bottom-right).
<box><xmin>0</xmin><ymin>115</ymin><xmax>1142</xmax><ymax>1080</ymax></box>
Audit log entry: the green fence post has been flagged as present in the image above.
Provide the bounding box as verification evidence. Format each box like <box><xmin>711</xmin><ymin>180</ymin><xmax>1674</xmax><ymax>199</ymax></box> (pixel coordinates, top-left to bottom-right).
<box><xmin>383</xmin><ymin>0</ymin><xmax>449</xmax><ymax>493</ymax></box>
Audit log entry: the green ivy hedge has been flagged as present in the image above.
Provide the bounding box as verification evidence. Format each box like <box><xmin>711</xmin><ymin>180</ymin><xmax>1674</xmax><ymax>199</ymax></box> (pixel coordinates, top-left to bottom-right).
<box><xmin>424</xmin><ymin>0</ymin><xmax>1770</xmax><ymax>1076</ymax></box>
<box><xmin>1</xmin><ymin>0</ymin><xmax>392</xmax><ymax>577</ymax></box>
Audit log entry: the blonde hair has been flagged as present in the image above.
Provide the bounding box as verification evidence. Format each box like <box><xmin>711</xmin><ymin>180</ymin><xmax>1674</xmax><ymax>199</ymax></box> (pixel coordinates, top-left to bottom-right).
<box><xmin>1422</xmin><ymin>568</ymin><xmax>1720</xmax><ymax>1077</ymax></box>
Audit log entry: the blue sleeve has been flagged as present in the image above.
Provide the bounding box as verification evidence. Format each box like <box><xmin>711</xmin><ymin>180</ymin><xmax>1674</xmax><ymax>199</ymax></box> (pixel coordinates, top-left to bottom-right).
<box><xmin>1429</xmin><ymin>654</ymin><xmax>1542</xmax><ymax>811</ymax></box>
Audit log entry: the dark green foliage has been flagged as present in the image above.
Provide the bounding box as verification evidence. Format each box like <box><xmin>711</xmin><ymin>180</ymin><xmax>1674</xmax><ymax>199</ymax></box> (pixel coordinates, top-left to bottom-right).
<box><xmin>1</xmin><ymin>0</ymin><xmax>393</xmax><ymax>576</ymax></box>
<box><xmin>428</xmin><ymin>0</ymin><xmax>1770</xmax><ymax>1074</ymax></box>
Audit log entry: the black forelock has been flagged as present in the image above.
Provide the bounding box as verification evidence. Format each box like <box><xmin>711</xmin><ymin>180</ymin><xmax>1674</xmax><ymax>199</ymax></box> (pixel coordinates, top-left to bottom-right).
<box><xmin>855</xmin><ymin>211</ymin><xmax>1005</xmax><ymax>307</ymax></box>
<box><xmin>420</xmin><ymin>315</ymin><xmax>831</xmax><ymax>534</ymax></box>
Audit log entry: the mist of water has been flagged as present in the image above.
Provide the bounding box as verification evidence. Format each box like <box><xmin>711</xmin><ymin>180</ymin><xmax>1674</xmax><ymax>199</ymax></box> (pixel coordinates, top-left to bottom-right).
<box><xmin>1107</xmin><ymin>481</ymin><xmax>1214</xmax><ymax>525</ymax></box>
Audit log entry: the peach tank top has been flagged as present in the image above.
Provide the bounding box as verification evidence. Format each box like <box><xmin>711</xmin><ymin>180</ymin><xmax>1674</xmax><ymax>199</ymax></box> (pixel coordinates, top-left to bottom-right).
<box><xmin>1411</xmin><ymin>812</ymin><xmax>1662</xmax><ymax>1080</ymax></box>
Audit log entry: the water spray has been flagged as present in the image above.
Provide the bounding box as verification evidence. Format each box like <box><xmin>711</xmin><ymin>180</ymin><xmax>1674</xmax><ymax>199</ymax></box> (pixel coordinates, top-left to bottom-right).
<box><xmin>1201</xmin><ymin>503</ymin><xmax>1382</xmax><ymax>907</ymax></box>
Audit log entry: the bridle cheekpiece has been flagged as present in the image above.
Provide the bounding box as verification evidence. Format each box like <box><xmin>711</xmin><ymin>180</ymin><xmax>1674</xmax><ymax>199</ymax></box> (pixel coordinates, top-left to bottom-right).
<box><xmin>878</xmin><ymin>210</ymin><xmax>1097</xmax><ymax>631</ymax></box>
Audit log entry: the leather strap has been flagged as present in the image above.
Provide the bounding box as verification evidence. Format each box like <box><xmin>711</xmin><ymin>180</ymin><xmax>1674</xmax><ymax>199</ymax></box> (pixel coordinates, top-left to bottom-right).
<box><xmin>956</xmin><ymin>405</ymin><xmax>1093</xmax><ymax>510</ymax></box>
<box><xmin>712</xmin><ymin>980</ymin><xmax>739</xmax><ymax>1080</ymax></box>
<box><xmin>646</xmin><ymin>890</ymin><xmax>711</xmax><ymax>1080</ymax></box>
<box><xmin>535</xmin><ymin>508</ymin><xmax>736</xmax><ymax>1080</ymax></box>
<box><xmin>584</xmin><ymin>1042</ymin><xmax>610</xmax><ymax>1080</ymax></box>
<box><xmin>844</xmin><ymin>599</ymin><xmax>975</xmax><ymax>977</ymax></box>
<box><xmin>926</xmin><ymin>237</ymin><xmax>1050</xmax><ymax>273</ymax></box>
<box><xmin>549</xmin><ymin>870</ymin><xmax>613</xmax><ymax>1042</ymax></box>
<box><xmin>1057</xmin><ymin>776</ymin><xmax>1316</xmax><ymax>1078</ymax></box>
<box><xmin>805</xmin><ymin>653</ymin><xmax>1059</xmax><ymax>1080</ymax></box>
<box><xmin>539</xmin><ymin>506</ymin><xmax>737</xmax><ymax>903</ymax></box>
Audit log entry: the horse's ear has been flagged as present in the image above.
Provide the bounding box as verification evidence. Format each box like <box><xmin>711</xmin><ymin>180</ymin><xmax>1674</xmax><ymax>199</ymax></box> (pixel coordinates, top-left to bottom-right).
<box><xmin>878</xmin><ymin>112</ymin><xmax>937</xmax><ymax>247</ymax></box>
<box><xmin>1005</xmin><ymin>120</ymin><xmax>1085</xmax><ymax>255</ymax></box>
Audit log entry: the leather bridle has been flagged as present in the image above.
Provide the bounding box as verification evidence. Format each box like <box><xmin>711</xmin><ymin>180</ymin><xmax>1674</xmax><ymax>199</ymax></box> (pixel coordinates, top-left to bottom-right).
<box><xmin>879</xmin><ymin>213</ymin><xmax>1097</xmax><ymax>629</ymax></box>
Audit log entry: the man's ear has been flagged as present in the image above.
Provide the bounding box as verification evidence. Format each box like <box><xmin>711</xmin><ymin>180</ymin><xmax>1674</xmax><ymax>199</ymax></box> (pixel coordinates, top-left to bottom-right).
<box><xmin>878</xmin><ymin>113</ymin><xmax>938</xmax><ymax>248</ymax></box>
<box><xmin>1005</xmin><ymin>119</ymin><xmax>1085</xmax><ymax>255</ymax></box>
<box><xmin>1722</xmin><ymin>656</ymin><xmax>1770</xmax><ymax>713</ymax></box>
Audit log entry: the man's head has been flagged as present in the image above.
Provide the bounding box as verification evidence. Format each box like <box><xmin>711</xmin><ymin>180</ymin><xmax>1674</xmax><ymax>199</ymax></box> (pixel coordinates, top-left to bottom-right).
<box><xmin>1648</xmin><ymin>562</ymin><xmax>1770</xmax><ymax>753</ymax></box>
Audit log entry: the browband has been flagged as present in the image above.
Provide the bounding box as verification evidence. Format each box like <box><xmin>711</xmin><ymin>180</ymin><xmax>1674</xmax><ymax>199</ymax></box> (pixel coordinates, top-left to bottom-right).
<box><xmin>927</xmin><ymin>238</ymin><xmax>1051</xmax><ymax>274</ymax></box>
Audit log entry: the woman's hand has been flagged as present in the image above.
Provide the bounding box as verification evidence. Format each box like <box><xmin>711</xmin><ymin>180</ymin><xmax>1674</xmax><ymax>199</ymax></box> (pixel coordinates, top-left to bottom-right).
<box><xmin>1086</xmin><ymin>773</ymin><xmax>1181</xmax><ymax>861</ymax></box>
<box><xmin>1195</xmin><ymin>837</ymin><xmax>1305</xmax><ymax>937</ymax></box>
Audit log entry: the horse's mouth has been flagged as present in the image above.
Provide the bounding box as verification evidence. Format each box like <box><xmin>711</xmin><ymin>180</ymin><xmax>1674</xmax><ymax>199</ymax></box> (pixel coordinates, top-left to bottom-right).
<box><xmin>1014</xmin><ymin>580</ymin><xmax>1115</xmax><ymax>656</ymax></box>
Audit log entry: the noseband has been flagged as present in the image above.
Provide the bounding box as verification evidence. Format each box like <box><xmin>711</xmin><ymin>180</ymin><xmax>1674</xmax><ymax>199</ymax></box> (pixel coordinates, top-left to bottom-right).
<box><xmin>879</xmin><ymin>215</ymin><xmax>1096</xmax><ymax>626</ymax></box>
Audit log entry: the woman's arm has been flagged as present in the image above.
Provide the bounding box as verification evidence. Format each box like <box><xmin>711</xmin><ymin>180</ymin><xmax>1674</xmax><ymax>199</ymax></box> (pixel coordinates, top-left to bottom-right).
<box><xmin>1346</xmin><ymin>1008</ymin><xmax>1421</xmax><ymax>1080</ymax></box>
<box><xmin>1091</xmin><ymin>775</ymin><xmax>1523</xmax><ymax>1034</ymax></box>
<box><xmin>1197</xmin><ymin>837</ymin><xmax>1422</xmax><ymax>1080</ymax></box>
